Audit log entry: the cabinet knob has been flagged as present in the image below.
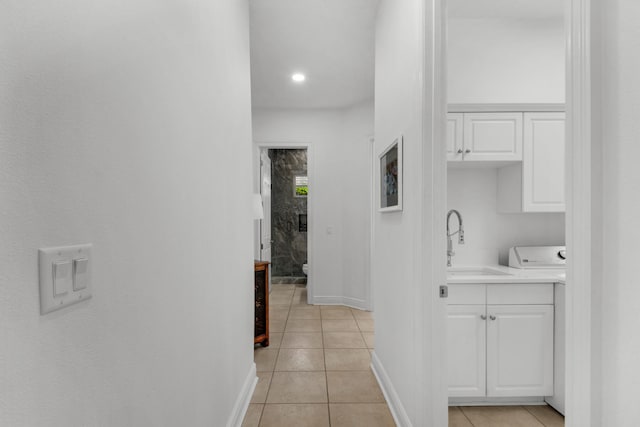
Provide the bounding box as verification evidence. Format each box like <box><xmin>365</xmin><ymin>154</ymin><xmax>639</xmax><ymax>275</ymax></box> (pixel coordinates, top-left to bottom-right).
<box><xmin>465</xmin><ymin>149</ymin><xmax>471</xmax><ymax>154</ymax></box>
<box><xmin>489</xmin><ymin>315</ymin><xmax>496</xmax><ymax>321</ymax></box>
<box><xmin>457</xmin><ymin>149</ymin><xmax>463</xmax><ymax>154</ymax></box>
<box><xmin>480</xmin><ymin>314</ymin><xmax>487</xmax><ymax>320</ymax></box>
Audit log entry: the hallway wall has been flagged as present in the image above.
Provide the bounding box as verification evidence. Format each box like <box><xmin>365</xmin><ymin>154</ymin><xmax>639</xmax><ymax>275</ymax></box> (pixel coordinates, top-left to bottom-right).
<box><xmin>0</xmin><ymin>1</ymin><xmax>255</xmax><ymax>425</ymax></box>
<box><xmin>372</xmin><ymin>0</ymin><xmax>448</xmax><ymax>425</ymax></box>
<box><xmin>252</xmin><ymin>101</ymin><xmax>373</xmax><ymax>308</ymax></box>
<box><xmin>597</xmin><ymin>0</ymin><xmax>640</xmax><ymax>423</ymax></box>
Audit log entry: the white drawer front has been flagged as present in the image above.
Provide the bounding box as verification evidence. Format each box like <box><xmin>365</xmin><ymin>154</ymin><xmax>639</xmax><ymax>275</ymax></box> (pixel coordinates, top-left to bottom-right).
<box><xmin>448</xmin><ymin>284</ymin><xmax>486</xmax><ymax>305</ymax></box>
<box><xmin>487</xmin><ymin>284</ymin><xmax>553</xmax><ymax>305</ymax></box>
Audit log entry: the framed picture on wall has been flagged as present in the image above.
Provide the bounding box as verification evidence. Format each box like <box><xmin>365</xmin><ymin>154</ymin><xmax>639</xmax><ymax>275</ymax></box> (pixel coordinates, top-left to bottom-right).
<box><xmin>379</xmin><ymin>136</ymin><xmax>403</xmax><ymax>212</ymax></box>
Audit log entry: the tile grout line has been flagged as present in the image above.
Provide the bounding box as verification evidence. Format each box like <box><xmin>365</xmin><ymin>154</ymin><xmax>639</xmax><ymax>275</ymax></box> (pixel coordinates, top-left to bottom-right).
<box><xmin>319</xmin><ymin>298</ymin><xmax>332</xmax><ymax>426</ymax></box>
<box><xmin>522</xmin><ymin>405</ymin><xmax>551</xmax><ymax>427</ymax></box>
<box><xmin>258</xmin><ymin>286</ymin><xmax>289</xmax><ymax>424</ymax></box>
<box><xmin>355</xmin><ymin>309</ymin><xmax>369</xmax><ymax>352</ymax></box>
<box><xmin>457</xmin><ymin>406</ymin><xmax>477</xmax><ymax>427</ymax></box>
<box><xmin>256</xmin><ymin>402</ymin><xmax>265</xmax><ymax>427</ymax></box>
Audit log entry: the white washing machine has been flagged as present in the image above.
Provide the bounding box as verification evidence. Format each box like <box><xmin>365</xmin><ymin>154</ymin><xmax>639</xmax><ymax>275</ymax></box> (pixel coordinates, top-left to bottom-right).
<box><xmin>509</xmin><ymin>246</ymin><xmax>566</xmax><ymax>416</ymax></box>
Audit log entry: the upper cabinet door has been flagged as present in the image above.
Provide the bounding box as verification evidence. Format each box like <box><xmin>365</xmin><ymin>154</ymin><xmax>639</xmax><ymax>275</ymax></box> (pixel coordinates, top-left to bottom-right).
<box><xmin>447</xmin><ymin>113</ymin><xmax>464</xmax><ymax>161</ymax></box>
<box><xmin>463</xmin><ymin>113</ymin><xmax>523</xmax><ymax>161</ymax></box>
<box><xmin>523</xmin><ymin>112</ymin><xmax>566</xmax><ymax>212</ymax></box>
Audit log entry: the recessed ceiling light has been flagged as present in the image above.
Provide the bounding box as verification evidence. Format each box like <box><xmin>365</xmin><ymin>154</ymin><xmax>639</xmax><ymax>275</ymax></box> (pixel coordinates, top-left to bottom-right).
<box><xmin>291</xmin><ymin>73</ymin><xmax>306</xmax><ymax>83</ymax></box>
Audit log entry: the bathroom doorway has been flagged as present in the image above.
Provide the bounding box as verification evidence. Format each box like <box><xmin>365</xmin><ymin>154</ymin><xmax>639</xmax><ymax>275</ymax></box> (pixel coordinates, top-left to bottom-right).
<box><xmin>255</xmin><ymin>142</ymin><xmax>313</xmax><ymax>302</ymax></box>
<box><xmin>266</xmin><ymin>148</ymin><xmax>308</xmax><ymax>284</ymax></box>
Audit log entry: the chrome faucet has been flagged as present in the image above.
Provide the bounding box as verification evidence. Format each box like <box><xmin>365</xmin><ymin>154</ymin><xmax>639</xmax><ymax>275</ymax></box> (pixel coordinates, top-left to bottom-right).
<box><xmin>447</xmin><ymin>209</ymin><xmax>465</xmax><ymax>267</ymax></box>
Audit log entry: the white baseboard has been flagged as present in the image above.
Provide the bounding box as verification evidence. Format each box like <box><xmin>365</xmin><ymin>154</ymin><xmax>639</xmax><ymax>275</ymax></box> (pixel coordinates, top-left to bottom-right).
<box><xmin>370</xmin><ymin>352</ymin><xmax>413</xmax><ymax>427</ymax></box>
<box><xmin>227</xmin><ymin>362</ymin><xmax>258</xmax><ymax>427</ymax></box>
<box><xmin>449</xmin><ymin>396</ymin><xmax>545</xmax><ymax>406</ymax></box>
<box><xmin>311</xmin><ymin>295</ymin><xmax>369</xmax><ymax>311</ymax></box>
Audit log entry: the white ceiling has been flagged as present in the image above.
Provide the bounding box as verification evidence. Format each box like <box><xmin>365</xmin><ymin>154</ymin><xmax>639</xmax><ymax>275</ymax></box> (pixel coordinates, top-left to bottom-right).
<box><xmin>249</xmin><ymin>0</ymin><xmax>563</xmax><ymax>110</ymax></box>
<box><xmin>249</xmin><ymin>0</ymin><xmax>380</xmax><ymax>110</ymax></box>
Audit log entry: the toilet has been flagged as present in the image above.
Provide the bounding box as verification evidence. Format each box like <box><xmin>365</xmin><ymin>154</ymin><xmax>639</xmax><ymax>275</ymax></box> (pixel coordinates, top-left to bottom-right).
<box><xmin>302</xmin><ymin>263</ymin><xmax>308</xmax><ymax>275</ymax></box>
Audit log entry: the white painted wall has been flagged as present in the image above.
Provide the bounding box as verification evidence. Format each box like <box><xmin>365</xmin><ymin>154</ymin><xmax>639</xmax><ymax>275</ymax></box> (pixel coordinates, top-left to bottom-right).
<box><xmin>339</xmin><ymin>104</ymin><xmax>374</xmax><ymax>305</ymax></box>
<box><xmin>0</xmin><ymin>1</ymin><xmax>255</xmax><ymax>426</ymax></box>
<box><xmin>252</xmin><ymin>101</ymin><xmax>373</xmax><ymax>309</ymax></box>
<box><xmin>448</xmin><ymin>169</ymin><xmax>565</xmax><ymax>265</ymax></box>
<box><xmin>597</xmin><ymin>0</ymin><xmax>640</xmax><ymax>424</ymax></box>
<box><xmin>372</xmin><ymin>0</ymin><xmax>448</xmax><ymax>425</ymax></box>
<box><xmin>448</xmin><ymin>18</ymin><xmax>565</xmax><ymax>104</ymax></box>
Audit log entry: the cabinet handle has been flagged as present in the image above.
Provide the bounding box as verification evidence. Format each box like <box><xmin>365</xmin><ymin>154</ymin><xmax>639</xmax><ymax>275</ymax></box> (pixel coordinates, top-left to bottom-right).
<box><xmin>489</xmin><ymin>315</ymin><xmax>496</xmax><ymax>321</ymax></box>
<box><xmin>465</xmin><ymin>149</ymin><xmax>471</xmax><ymax>154</ymax></box>
<box><xmin>457</xmin><ymin>149</ymin><xmax>463</xmax><ymax>154</ymax></box>
<box><xmin>480</xmin><ymin>314</ymin><xmax>487</xmax><ymax>320</ymax></box>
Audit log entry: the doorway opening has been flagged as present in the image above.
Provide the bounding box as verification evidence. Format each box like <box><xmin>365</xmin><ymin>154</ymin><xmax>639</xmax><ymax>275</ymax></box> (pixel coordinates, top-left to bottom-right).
<box><xmin>255</xmin><ymin>142</ymin><xmax>314</xmax><ymax>302</ymax></box>
<box><xmin>263</xmin><ymin>148</ymin><xmax>309</xmax><ymax>286</ymax></box>
<box><xmin>444</xmin><ymin>0</ymin><xmax>567</xmax><ymax>425</ymax></box>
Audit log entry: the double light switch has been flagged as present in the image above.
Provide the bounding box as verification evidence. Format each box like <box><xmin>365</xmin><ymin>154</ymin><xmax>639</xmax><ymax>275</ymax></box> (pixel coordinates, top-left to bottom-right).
<box><xmin>39</xmin><ymin>244</ymin><xmax>92</xmax><ymax>314</ymax></box>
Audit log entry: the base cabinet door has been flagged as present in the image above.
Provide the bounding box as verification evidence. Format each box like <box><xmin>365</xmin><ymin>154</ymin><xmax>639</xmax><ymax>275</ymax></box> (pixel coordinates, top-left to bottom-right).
<box><xmin>447</xmin><ymin>305</ymin><xmax>486</xmax><ymax>397</ymax></box>
<box><xmin>486</xmin><ymin>305</ymin><xmax>553</xmax><ymax>397</ymax></box>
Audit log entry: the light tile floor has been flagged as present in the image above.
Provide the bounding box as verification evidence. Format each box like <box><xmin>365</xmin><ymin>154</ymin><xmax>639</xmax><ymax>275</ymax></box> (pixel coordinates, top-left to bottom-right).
<box><xmin>449</xmin><ymin>405</ymin><xmax>564</xmax><ymax>427</ymax></box>
<box><xmin>243</xmin><ymin>284</ymin><xmax>565</xmax><ymax>427</ymax></box>
<box><xmin>243</xmin><ymin>284</ymin><xmax>394</xmax><ymax>427</ymax></box>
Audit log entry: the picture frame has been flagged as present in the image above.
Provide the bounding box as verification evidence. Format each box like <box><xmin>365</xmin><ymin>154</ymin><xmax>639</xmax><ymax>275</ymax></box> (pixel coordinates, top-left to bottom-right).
<box><xmin>379</xmin><ymin>136</ymin><xmax>403</xmax><ymax>212</ymax></box>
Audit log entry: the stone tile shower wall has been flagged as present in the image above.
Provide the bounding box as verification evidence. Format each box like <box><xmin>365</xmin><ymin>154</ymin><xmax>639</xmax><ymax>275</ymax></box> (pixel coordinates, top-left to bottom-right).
<box><xmin>269</xmin><ymin>149</ymin><xmax>307</xmax><ymax>280</ymax></box>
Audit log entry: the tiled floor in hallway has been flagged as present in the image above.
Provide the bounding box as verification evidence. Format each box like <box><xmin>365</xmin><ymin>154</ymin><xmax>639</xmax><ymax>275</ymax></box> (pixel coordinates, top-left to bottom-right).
<box><xmin>243</xmin><ymin>283</ymin><xmax>393</xmax><ymax>427</ymax></box>
<box><xmin>243</xmin><ymin>284</ymin><xmax>565</xmax><ymax>427</ymax></box>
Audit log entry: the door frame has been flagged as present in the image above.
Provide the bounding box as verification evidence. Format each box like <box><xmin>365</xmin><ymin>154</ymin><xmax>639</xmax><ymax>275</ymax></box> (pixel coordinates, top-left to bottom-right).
<box><xmin>564</xmin><ymin>0</ymin><xmax>594</xmax><ymax>424</ymax></box>
<box><xmin>422</xmin><ymin>0</ymin><xmax>449</xmax><ymax>425</ymax></box>
<box><xmin>258</xmin><ymin>149</ymin><xmax>272</xmax><ymax>289</ymax></box>
<box><xmin>254</xmin><ymin>141</ymin><xmax>315</xmax><ymax>303</ymax></box>
<box><xmin>429</xmin><ymin>0</ymin><xmax>594</xmax><ymax>425</ymax></box>
<box><xmin>367</xmin><ymin>135</ymin><xmax>375</xmax><ymax>312</ymax></box>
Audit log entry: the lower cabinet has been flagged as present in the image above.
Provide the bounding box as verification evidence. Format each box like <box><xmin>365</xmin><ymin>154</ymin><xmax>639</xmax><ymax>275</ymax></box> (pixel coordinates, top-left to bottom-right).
<box><xmin>447</xmin><ymin>284</ymin><xmax>554</xmax><ymax>398</ymax></box>
<box><xmin>447</xmin><ymin>305</ymin><xmax>486</xmax><ymax>397</ymax></box>
<box><xmin>486</xmin><ymin>305</ymin><xmax>554</xmax><ymax>397</ymax></box>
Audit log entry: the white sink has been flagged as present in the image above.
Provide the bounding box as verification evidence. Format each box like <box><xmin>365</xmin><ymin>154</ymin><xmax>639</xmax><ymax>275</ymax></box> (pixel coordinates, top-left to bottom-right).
<box><xmin>447</xmin><ymin>267</ymin><xmax>511</xmax><ymax>276</ymax></box>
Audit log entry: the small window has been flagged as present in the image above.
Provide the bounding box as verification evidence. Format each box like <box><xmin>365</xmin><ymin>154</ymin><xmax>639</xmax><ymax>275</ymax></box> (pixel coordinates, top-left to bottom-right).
<box><xmin>294</xmin><ymin>175</ymin><xmax>308</xmax><ymax>197</ymax></box>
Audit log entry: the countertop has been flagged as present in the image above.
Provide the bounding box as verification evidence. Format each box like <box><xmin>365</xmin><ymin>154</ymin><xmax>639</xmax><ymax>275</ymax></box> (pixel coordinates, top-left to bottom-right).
<box><xmin>447</xmin><ymin>264</ymin><xmax>566</xmax><ymax>285</ymax></box>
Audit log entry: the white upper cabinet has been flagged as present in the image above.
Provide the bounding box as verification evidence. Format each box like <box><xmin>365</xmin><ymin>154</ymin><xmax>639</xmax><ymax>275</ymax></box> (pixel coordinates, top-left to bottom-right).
<box><xmin>497</xmin><ymin>112</ymin><xmax>566</xmax><ymax>213</ymax></box>
<box><xmin>447</xmin><ymin>112</ymin><xmax>523</xmax><ymax>164</ymax></box>
<box><xmin>448</xmin><ymin>107</ymin><xmax>566</xmax><ymax>213</ymax></box>
<box><xmin>522</xmin><ymin>112</ymin><xmax>566</xmax><ymax>212</ymax></box>
<box><xmin>447</xmin><ymin>113</ymin><xmax>464</xmax><ymax>161</ymax></box>
<box><xmin>462</xmin><ymin>113</ymin><xmax>523</xmax><ymax>161</ymax></box>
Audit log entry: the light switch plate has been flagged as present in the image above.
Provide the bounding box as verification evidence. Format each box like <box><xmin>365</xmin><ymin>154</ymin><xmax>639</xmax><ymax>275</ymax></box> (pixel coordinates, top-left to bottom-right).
<box><xmin>38</xmin><ymin>244</ymin><xmax>92</xmax><ymax>314</ymax></box>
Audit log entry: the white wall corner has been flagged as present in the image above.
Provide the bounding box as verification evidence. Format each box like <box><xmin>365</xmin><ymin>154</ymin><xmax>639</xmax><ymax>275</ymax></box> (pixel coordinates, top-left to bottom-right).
<box><xmin>341</xmin><ymin>296</ymin><xmax>369</xmax><ymax>311</ymax></box>
<box><xmin>371</xmin><ymin>352</ymin><xmax>413</xmax><ymax>427</ymax></box>
<box><xmin>226</xmin><ymin>363</ymin><xmax>258</xmax><ymax>427</ymax></box>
